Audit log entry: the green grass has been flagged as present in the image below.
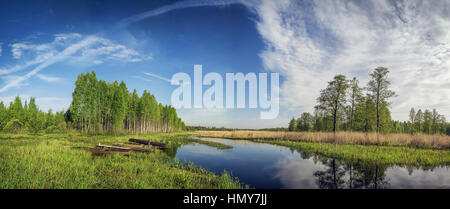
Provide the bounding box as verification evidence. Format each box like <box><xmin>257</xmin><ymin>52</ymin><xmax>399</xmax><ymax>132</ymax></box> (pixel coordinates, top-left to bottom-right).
<box><xmin>256</xmin><ymin>139</ymin><xmax>450</xmax><ymax>167</ymax></box>
<box><xmin>188</xmin><ymin>138</ymin><xmax>233</xmax><ymax>150</ymax></box>
<box><xmin>0</xmin><ymin>132</ymin><xmax>244</xmax><ymax>189</ymax></box>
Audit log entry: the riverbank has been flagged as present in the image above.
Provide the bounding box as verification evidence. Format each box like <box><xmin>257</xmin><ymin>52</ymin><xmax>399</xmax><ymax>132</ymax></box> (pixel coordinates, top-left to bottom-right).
<box><xmin>0</xmin><ymin>132</ymin><xmax>243</xmax><ymax>189</ymax></box>
<box><xmin>258</xmin><ymin>140</ymin><xmax>450</xmax><ymax>166</ymax></box>
<box><xmin>173</xmin><ymin>136</ymin><xmax>450</xmax><ymax>188</ymax></box>
<box><xmin>194</xmin><ymin>130</ymin><xmax>450</xmax><ymax>149</ymax></box>
<box><xmin>194</xmin><ymin>131</ymin><xmax>450</xmax><ymax>166</ymax></box>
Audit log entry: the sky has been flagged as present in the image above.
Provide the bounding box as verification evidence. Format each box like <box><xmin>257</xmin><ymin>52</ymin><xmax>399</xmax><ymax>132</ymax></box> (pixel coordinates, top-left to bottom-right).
<box><xmin>1</xmin><ymin>0</ymin><xmax>450</xmax><ymax>129</ymax></box>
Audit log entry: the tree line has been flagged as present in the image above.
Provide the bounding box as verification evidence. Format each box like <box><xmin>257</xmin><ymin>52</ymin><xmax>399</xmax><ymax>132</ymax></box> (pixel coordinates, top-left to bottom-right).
<box><xmin>288</xmin><ymin>67</ymin><xmax>449</xmax><ymax>135</ymax></box>
<box><xmin>0</xmin><ymin>71</ymin><xmax>186</xmax><ymax>134</ymax></box>
<box><xmin>0</xmin><ymin>97</ymin><xmax>66</xmax><ymax>134</ymax></box>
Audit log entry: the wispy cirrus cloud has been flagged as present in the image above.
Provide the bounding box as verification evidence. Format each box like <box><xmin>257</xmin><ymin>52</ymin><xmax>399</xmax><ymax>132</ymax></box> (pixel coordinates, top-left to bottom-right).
<box><xmin>117</xmin><ymin>0</ymin><xmax>241</xmax><ymax>28</ymax></box>
<box><xmin>132</xmin><ymin>75</ymin><xmax>152</xmax><ymax>82</ymax></box>
<box><xmin>143</xmin><ymin>72</ymin><xmax>173</xmax><ymax>83</ymax></box>
<box><xmin>10</xmin><ymin>42</ymin><xmax>54</xmax><ymax>59</ymax></box>
<box><xmin>0</xmin><ymin>36</ymin><xmax>100</xmax><ymax>94</ymax></box>
<box><xmin>36</xmin><ymin>73</ymin><xmax>62</xmax><ymax>83</ymax></box>
<box><xmin>0</xmin><ymin>52</ymin><xmax>55</xmax><ymax>75</ymax></box>
<box><xmin>0</xmin><ymin>33</ymin><xmax>151</xmax><ymax>94</ymax></box>
<box><xmin>77</xmin><ymin>38</ymin><xmax>151</xmax><ymax>63</ymax></box>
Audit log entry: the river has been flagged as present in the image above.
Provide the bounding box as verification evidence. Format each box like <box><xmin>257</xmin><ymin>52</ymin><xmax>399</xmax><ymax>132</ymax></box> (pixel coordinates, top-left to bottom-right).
<box><xmin>173</xmin><ymin>137</ymin><xmax>450</xmax><ymax>189</ymax></box>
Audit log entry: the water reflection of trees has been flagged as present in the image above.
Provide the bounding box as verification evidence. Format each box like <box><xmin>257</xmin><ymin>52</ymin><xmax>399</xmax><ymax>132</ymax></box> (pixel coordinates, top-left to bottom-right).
<box><xmin>314</xmin><ymin>158</ymin><xmax>346</xmax><ymax>189</ymax></box>
<box><xmin>312</xmin><ymin>156</ymin><xmax>389</xmax><ymax>189</ymax></box>
<box><xmin>164</xmin><ymin>141</ymin><xmax>183</xmax><ymax>159</ymax></box>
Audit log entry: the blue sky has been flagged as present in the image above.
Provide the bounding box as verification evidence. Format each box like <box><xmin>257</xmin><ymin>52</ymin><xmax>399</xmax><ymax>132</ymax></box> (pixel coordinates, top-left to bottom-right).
<box><xmin>1</xmin><ymin>0</ymin><xmax>450</xmax><ymax>128</ymax></box>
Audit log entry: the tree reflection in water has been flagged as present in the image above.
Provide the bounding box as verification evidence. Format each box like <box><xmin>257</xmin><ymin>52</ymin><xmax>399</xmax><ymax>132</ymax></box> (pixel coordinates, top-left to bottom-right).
<box><xmin>313</xmin><ymin>156</ymin><xmax>389</xmax><ymax>189</ymax></box>
<box><xmin>166</xmin><ymin>138</ymin><xmax>449</xmax><ymax>189</ymax></box>
<box><xmin>314</xmin><ymin>158</ymin><xmax>346</xmax><ymax>189</ymax></box>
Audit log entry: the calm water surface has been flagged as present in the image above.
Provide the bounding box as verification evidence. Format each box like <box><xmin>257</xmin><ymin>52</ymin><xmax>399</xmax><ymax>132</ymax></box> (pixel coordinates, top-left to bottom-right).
<box><xmin>173</xmin><ymin>137</ymin><xmax>450</xmax><ymax>189</ymax></box>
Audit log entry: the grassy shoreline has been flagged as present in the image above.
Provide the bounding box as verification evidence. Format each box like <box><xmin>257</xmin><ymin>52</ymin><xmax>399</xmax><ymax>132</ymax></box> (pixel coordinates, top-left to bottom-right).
<box><xmin>194</xmin><ymin>131</ymin><xmax>450</xmax><ymax>166</ymax></box>
<box><xmin>257</xmin><ymin>140</ymin><xmax>450</xmax><ymax>166</ymax></box>
<box><xmin>2</xmin><ymin>131</ymin><xmax>449</xmax><ymax>188</ymax></box>
<box><xmin>189</xmin><ymin>138</ymin><xmax>233</xmax><ymax>149</ymax></box>
<box><xmin>194</xmin><ymin>130</ymin><xmax>450</xmax><ymax>149</ymax></box>
<box><xmin>0</xmin><ymin>132</ymin><xmax>243</xmax><ymax>189</ymax></box>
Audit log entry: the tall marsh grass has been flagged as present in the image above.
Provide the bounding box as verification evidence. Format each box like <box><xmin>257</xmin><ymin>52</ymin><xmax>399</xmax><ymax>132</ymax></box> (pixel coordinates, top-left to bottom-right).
<box><xmin>194</xmin><ymin>131</ymin><xmax>450</xmax><ymax>149</ymax></box>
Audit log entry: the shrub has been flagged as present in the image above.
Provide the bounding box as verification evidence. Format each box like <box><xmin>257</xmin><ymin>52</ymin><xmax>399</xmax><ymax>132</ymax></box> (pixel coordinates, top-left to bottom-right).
<box><xmin>3</xmin><ymin>119</ymin><xmax>23</xmax><ymax>133</ymax></box>
<box><xmin>45</xmin><ymin>125</ymin><xmax>58</xmax><ymax>134</ymax></box>
<box><xmin>57</xmin><ymin>122</ymin><xmax>67</xmax><ymax>132</ymax></box>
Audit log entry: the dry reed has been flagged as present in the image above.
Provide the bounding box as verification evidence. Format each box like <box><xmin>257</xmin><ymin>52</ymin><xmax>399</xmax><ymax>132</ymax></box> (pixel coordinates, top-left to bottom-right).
<box><xmin>193</xmin><ymin>131</ymin><xmax>450</xmax><ymax>149</ymax></box>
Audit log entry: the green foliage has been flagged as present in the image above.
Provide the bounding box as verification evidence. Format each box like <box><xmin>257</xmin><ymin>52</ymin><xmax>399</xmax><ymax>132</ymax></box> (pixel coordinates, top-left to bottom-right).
<box><xmin>3</xmin><ymin>119</ymin><xmax>23</xmax><ymax>133</ymax></box>
<box><xmin>348</xmin><ymin>77</ymin><xmax>363</xmax><ymax>131</ymax></box>
<box><xmin>297</xmin><ymin>112</ymin><xmax>313</xmax><ymax>132</ymax></box>
<box><xmin>288</xmin><ymin>117</ymin><xmax>296</xmax><ymax>132</ymax></box>
<box><xmin>1</xmin><ymin>97</ymin><xmax>66</xmax><ymax>134</ymax></box>
<box><xmin>69</xmin><ymin>71</ymin><xmax>185</xmax><ymax>133</ymax></box>
<box><xmin>289</xmin><ymin>68</ymin><xmax>446</xmax><ymax>135</ymax></box>
<box><xmin>8</xmin><ymin>96</ymin><xmax>25</xmax><ymax>122</ymax></box>
<box><xmin>446</xmin><ymin>124</ymin><xmax>450</xmax><ymax>136</ymax></box>
<box><xmin>415</xmin><ymin>109</ymin><xmax>423</xmax><ymax>132</ymax></box>
<box><xmin>25</xmin><ymin>98</ymin><xmax>44</xmax><ymax>134</ymax></box>
<box><xmin>0</xmin><ymin>72</ymin><xmax>185</xmax><ymax>134</ymax></box>
<box><xmin>0</xmin><ymin>133</ymin><xmax>243</xmax><ymax>189</ymax></box>
<box><xmin>315</xmin><ymin>74</ymin><xmax>349</xmax><ymax>133</ymax></box>
<box><xmin>0</xmin><ymin>102</ymin><xmax>8</xmax><ymax>130</ymax></box>
<box><xmin>409</xmin><ymin>108</ymin><xmax>416</xmax><ymax>134</ymax></box>
<box><xmin>366</xmin><ymin>67</ymin><xmax>396</xmax><ymax>134</ymax></box>
<box><xmin>261</xmin><ymin>140</ymin><xmax>450</xmax><ymax>166</ymax></box>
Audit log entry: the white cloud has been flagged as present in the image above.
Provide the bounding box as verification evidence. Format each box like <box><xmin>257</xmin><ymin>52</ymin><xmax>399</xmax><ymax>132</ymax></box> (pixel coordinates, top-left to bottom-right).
<box><xmin>246</xmin><ymin>0</ymin><xmax>450</xmax><ymax>120</ymax></box>
<box><xmin>93</xmin><ymin>60</ymin><xmax>104</xmax><ymax>65</ymax></box>
<box><xmin>0</xmin><ymin>36</ymin><xmax>100</xmax><ymax>93</ymax></box>
<box><xmin>0</xmin><ymin>52</ymin><xmax>55</xmax><ymax>75</ymax></box>
<box><xmin>0</xmin><ymin>33</ymin><xmax>151</xmax><ymax>93</ymax></box>
<box><xmin>79</xmin><ymin>38</ymin><xmax>151</xmax><ymax>64</ymax></box>
<box><xmin>54</xmin><ymin>33</ymin><xmax>82</xmax><ymax>42</ymax></box>
<box><xmin>1</xmin><ymin>75</ymin><xmax>30</xmax><ymax>89</ymax></box>
<box><xmin>10</xmin><ymin>42</ymin><xmax>55</xmax><ymax>59</ymax></box>
<box><xmin>133</xmin><ymin>75</ymin><xmax>152</xmax><ymax>82</ymax></box>
<box><xmin>143</xmin><ymin>72</ymin><xmax>172</xmax><ymax>82</ymax></box>
<box><xmin>36</xmin><ymin>73</ymin><xmax>62</xmax><ymax>83</ymax></box>
<box><xmin>0</xmin><ymin>94</ymin><xmax>70</xmax><ymax>112</ymax></box>
<box><xmin>117</xmin><ymin>0</ymin><xmax>242</xmax><ymax>28</ymax></box>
